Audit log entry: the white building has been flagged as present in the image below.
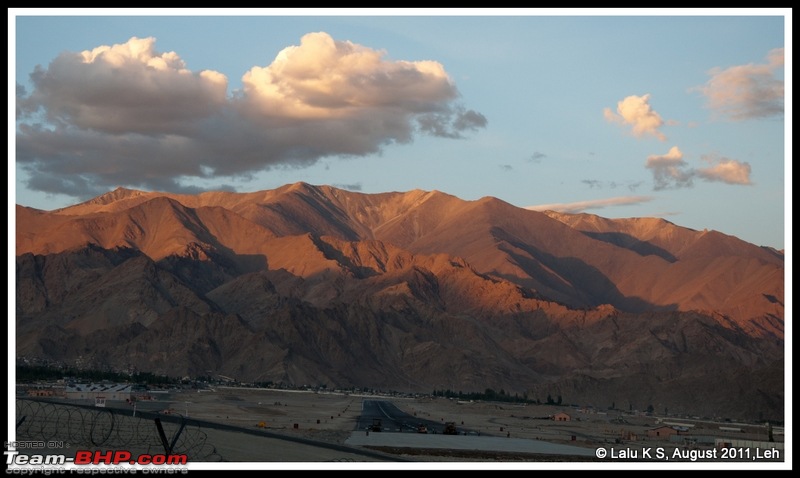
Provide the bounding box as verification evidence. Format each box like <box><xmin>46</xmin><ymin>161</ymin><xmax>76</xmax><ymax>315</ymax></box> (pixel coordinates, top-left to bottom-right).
<box><xmin>64</xmin><ymin>383</ymin><xmax>133</xmax><ymax>402</ymax></box>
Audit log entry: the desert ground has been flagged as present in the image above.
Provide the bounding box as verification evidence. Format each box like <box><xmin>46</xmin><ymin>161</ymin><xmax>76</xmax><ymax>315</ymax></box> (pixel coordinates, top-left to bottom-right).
<box><xmin>147</xmin><ymin>387</ymin><xmax>781</xmax><ymax>467</ymax></box>
<box><xmin>14</xmin><ymin>387</ymin><xmax>784</xmax><ymax>469</ymax></box>
<box><xmin>169</xmin><ymin>387</ymin><xmax>623</xmax><ymax>446</ymax></box>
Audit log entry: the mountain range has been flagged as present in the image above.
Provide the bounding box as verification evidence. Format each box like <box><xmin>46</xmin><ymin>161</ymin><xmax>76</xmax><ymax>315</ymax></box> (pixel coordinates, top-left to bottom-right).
<box><xmin>15</xmin><ymin>182</ymin><xmax>785</xmax><ymax>421</ymax></box>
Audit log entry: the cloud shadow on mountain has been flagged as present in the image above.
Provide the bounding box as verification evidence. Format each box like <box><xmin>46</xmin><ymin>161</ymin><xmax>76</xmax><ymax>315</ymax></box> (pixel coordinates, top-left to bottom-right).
<box><xmin>579</xmin><ymin>231</ymin><xmax>677</xmax><ymax>263</ymax></box>
<box><xmin>491</xmin><ymin>228</ymin><xmax>676</xmax><ymax>313</ymax></box>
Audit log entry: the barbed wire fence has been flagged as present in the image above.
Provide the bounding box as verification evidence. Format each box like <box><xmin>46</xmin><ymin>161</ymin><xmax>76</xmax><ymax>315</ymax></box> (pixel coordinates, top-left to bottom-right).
<box><xmin>15</xmin><ymin>398</ymin><xmax>223</xmax><ymax>461</ymax></box>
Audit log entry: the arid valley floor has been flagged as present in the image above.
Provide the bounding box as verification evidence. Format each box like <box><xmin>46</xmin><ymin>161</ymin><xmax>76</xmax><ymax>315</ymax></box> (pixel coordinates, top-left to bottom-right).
<box><xmin>24</xmin><ymin>386</ymin><xmax>776</xmax><ymax>468</ymax></box>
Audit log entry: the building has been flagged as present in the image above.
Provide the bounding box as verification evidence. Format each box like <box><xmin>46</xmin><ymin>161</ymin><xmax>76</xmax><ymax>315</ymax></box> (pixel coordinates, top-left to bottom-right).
<box><xmin>647</xmin><ymin>425</ymin><xmax>680</xmax><ymax>439</ymax></box>
<box><xmin>64</xmin><ymin>383</ymin><xmax>133</xmax><ymax>402</ymax></box>
<box><xmin>552</xmin><ymin>412</ymin><xmax>571</xmax><ymax>422</ymax></box>
<box><xmin>25</xmin><ymin>384</ymin><xmax>65</xmax><ymax>398</ymax></box>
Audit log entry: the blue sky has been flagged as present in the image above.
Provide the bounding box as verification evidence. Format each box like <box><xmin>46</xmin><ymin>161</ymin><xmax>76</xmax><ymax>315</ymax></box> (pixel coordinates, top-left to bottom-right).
<box><xmin>10</xmin><ymin>9</ymin><xmax>790</xmax><ymax>250</ymax></box>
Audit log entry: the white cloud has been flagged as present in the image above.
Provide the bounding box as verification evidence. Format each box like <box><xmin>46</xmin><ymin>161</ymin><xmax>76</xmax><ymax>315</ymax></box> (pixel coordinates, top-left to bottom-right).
<box><xmin>645</xmin><ymin>146</ymin><xmax>693</xmax><ymax>190</ymax></box>
<box><xmin>16</xmin><ymin>34</ymin><xmax>486</xmax><ymax>199</ymax></box>
<box><xmin>332</xmin><ymin>182</ymin><xmax>363</xmax><ymax>191</ymax></box>
<box><xmin>18</xmin><ymin>36</ymin><xmax>228</xmax><ymax>135</ymax></box>
<box><xmin>694</xmin><ymin>48</ymin><xmax>784</xmax><ymax>121</ymax></box>
<box><xmin>240</xmin><ymin>32</ymin><xmax>456</xmax><ymax>119</ymax></box>
<box><xmin>528</xmin><ymin>151</ymin><xmax>546</xmax><ymax>163</ymax></box>
<box><xmin>603</xmin><ymin>94</ymin><xmax>667</xmax><ymax>141</ymax></box>
<box><xmin>696</xmin><ymin>154</ymin><xmax>752</xmax><ymax>185</ymax></box>
<box><xmin>644</xmin><ymin>147</ymin><xmax>752</xmax><ymax>190</ymax></box>
<box><xmin>526</xmin><ymin>195</ymin><xmax>654</xmax><ymax>213</ymax></box>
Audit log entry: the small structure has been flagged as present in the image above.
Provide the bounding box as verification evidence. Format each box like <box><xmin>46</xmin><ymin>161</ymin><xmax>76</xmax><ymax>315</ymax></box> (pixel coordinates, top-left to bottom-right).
<box><xmin>553</xmin><ymin>412</ymin><xmax>571</xmax><ymax>422</ymax></box>
<box><xmin>26</xmin><ymin>387</ymin><xmax>61</xmax><ymax>397</ymax></box>
<box><xmin>65</xmin><ymin>383</ymin><xmax>133</xmax><ymax>402</ymax></box>
<box><xmin>443</xmin><ymin>422</ymin><xmax>458</xmax><ymax>435</ymax></box>
<box><xmin>647</xmin><ymin>425</ymin><xmax>680</xmax><ymax>439</ymax></box>
<box><xmin>131</xmin><ymin>392</ymin><xmax>153</xmax><ymax>401</ymax></box>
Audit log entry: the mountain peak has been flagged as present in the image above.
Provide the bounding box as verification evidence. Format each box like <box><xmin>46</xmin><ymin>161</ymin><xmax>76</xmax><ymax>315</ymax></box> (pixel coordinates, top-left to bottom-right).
<box><xmin>51</xmin><ymin>187</ymin><xmax>155</xmax><ymax>215</ymax></box>
<box><xmin>284</xmin><ymin>181</ymin><xmax>319</xmax><ymax>193</ymax></box>
<box><xmin>92</xmin><ymin>187</ymin><xmax>149</xmax><ymax>204</ymax></box>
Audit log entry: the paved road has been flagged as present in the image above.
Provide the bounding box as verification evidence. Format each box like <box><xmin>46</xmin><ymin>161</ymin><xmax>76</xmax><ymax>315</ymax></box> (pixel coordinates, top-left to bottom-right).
<box><xmin>345</xmin><ymin>432</ymin><xmax>597</xmax><ymax>458</ymax></box>
<box><xmin>358</xmin><ymin>400</ymin><xmax>476</xmax><ymax>435</ymax></box>
<box><xmin>351</xmin><ymin>399</ymin><xmax>596</xmax><ymax>459</ymax></box>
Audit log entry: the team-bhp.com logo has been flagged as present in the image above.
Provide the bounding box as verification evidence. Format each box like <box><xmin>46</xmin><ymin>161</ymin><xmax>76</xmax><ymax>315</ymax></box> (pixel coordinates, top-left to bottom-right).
<box><xmin>74</xmin><ymin>451</ymin><xmax>187</xmax><ymax>466</ymax></box>
<box><xmin>6</xmin><ymin>450</ymin><xmax>188</xmax><ymax>473</ymax></box>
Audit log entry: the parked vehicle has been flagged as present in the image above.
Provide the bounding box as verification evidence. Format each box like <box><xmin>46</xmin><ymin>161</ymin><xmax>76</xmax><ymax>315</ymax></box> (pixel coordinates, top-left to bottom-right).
<box><xmin>370</xmin><ymin>418</ymin><xmax>382</xmax><ymax>432</ymax></box>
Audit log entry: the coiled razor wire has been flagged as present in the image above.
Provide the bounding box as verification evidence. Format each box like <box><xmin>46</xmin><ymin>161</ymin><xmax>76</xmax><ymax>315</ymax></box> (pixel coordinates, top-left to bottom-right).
<box><xmin>15</xmin><ymin>397</ymin><xmax>408</xmax><ymax>463</ymax></box>
<box><xmin>15</xmin><ymin>398</ymin><xmax>222</xmax><ymax>461</ymax></box>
